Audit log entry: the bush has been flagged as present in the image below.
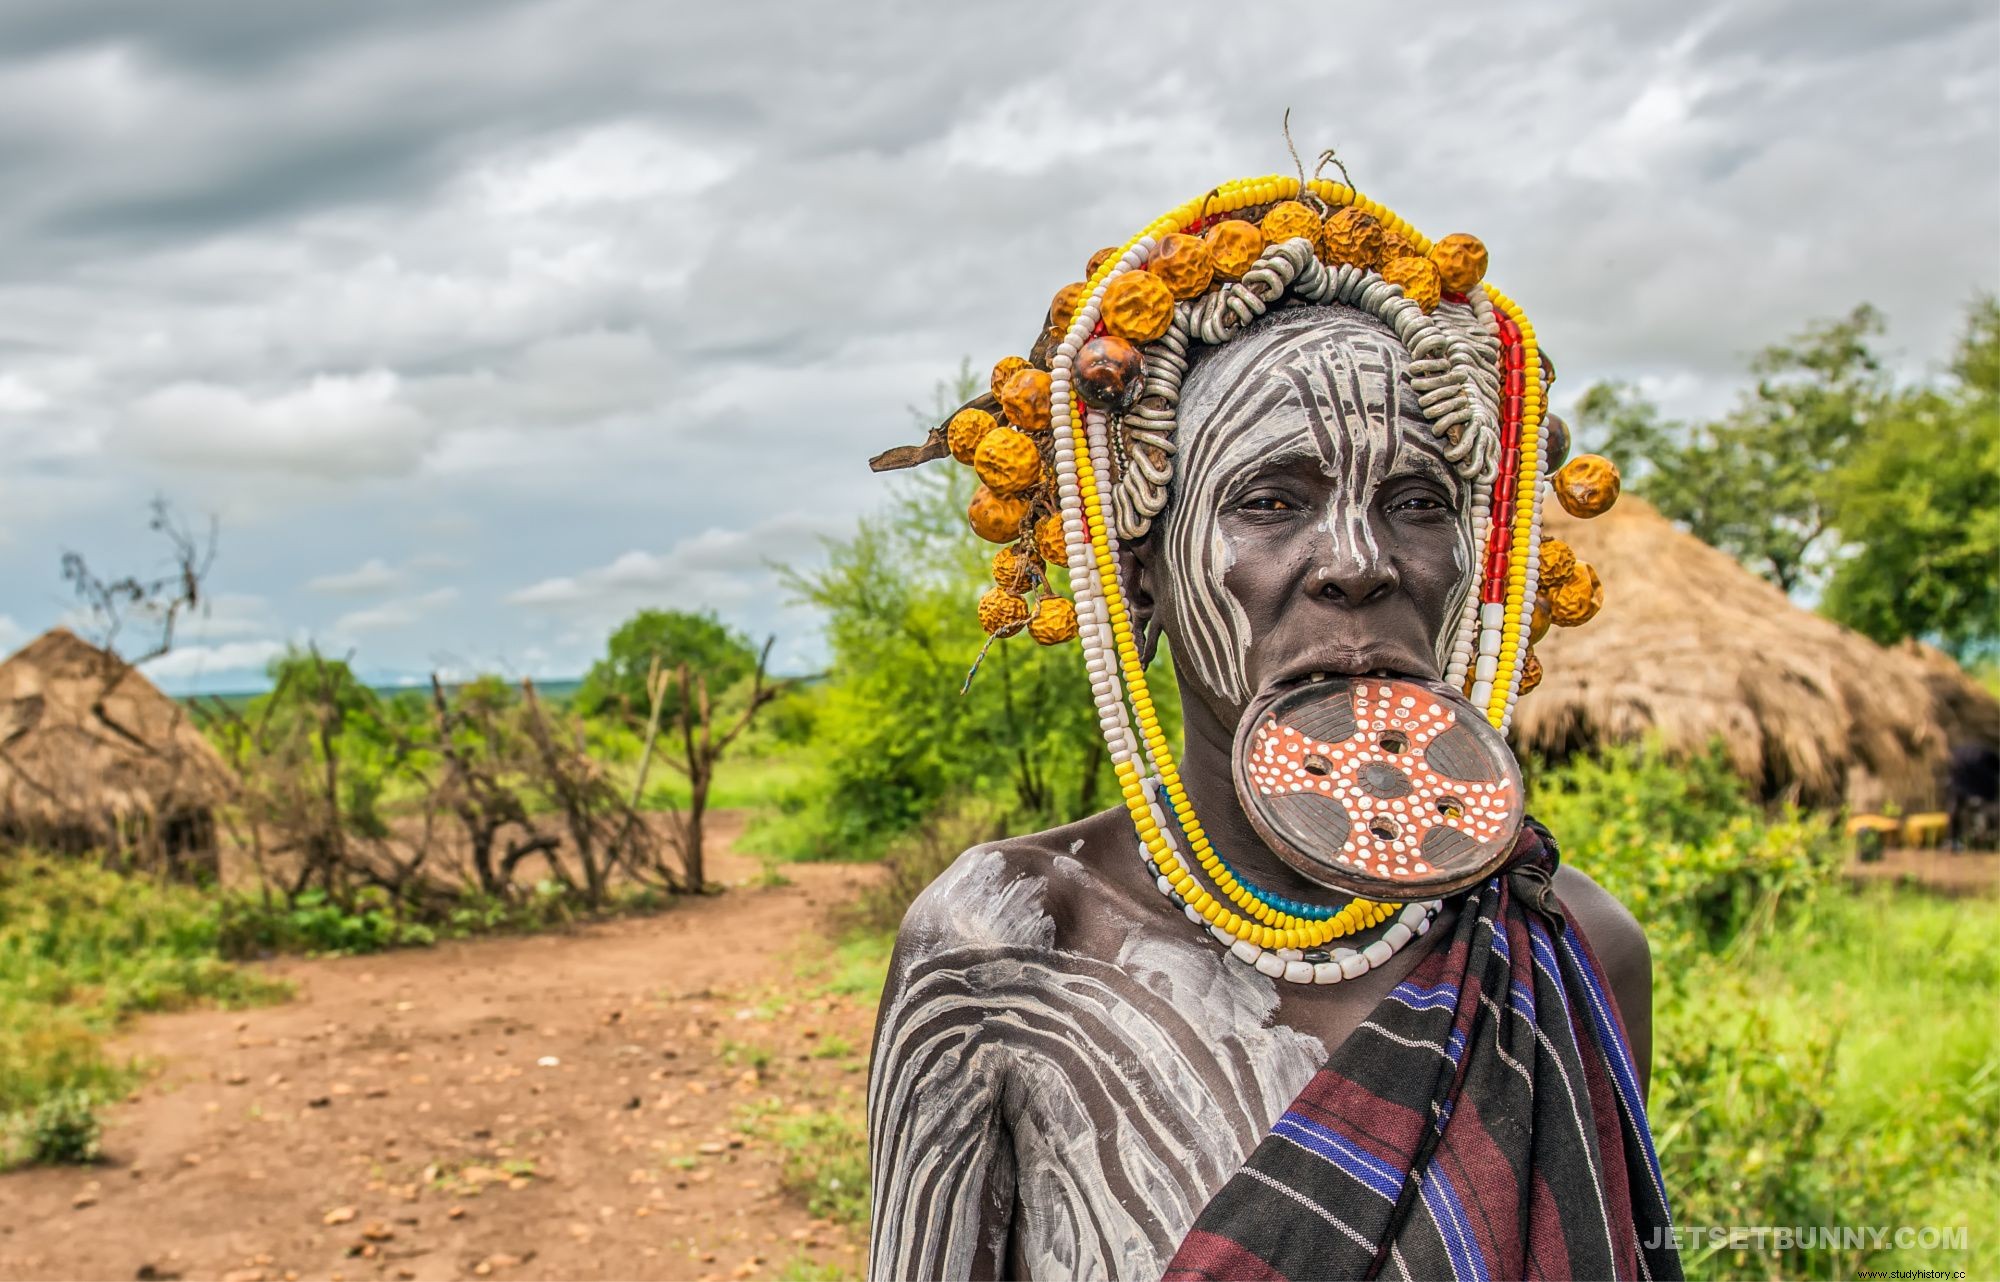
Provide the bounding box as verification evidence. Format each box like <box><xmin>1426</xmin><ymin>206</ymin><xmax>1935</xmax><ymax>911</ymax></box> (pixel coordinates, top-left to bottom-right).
<box><xmin>1531</xmin><ymin>740</ymin><xmax>1843</xmax><ymax>953</ymax></box>
<box><xmin>17</xmin><ymin>1089</ymin><xmax>101</xmax><ymax>1165</ymax></box>
<box><xmin>0</xmin><ymin>852</ymin><xmax>289</xmax><ymax>1166</ymax></box>
<box><xmin>215</xmin><ymin>887</ymin><xmax>437</xmax><ymax>957</ymax></box>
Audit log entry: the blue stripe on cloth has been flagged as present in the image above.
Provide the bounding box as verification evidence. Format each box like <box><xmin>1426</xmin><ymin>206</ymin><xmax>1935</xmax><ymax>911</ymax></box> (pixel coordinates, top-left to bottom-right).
<box><xmin>1509</xmin><ymin>979</ymin><xmax>1536</xmax><ymax>1022</ymax></box>
<box><xmin>1388</xmin><ymin>979</ymin><xmax>1460</xmax><ymax>1012</ymax></box>
<box><xmin>1270</xmin><ymin>1114</ymin><xmax>1404</xmax><ymax>1201</ymax></box>
<box><xmin>1558</xmin><ymin>923</ymin><xmax>1674</xmax><ymax>1206</ymax></box>
<box><xmin>1419</xmin><ymin>1157</ymin><xmax>1491</xmax><ymax>1281</ymax></box>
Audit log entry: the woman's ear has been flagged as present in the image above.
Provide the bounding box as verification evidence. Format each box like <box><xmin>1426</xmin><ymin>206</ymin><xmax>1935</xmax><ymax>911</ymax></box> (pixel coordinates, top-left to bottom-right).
<box><xmin>1118</xmin><ymin>533</ymin><xmax>1164</xmax><ymax>669</ymax></box>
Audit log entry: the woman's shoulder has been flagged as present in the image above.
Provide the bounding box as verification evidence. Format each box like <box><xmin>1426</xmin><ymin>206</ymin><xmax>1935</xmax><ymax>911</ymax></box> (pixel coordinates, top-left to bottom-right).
<box><xmin>891</xmin><ymin>806</ymin><xmax>1141</xmax><ymax>972</ymax></box>
<box><xmin>1552</xmin><ymin>861</ymin><xmax>1654</xmax><ymax>1080</ymax></box>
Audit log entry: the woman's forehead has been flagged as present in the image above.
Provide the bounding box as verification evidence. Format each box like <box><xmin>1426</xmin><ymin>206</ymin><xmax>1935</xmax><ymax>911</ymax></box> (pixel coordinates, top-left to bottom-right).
<box><xmin>1179</xmin><ymin>306</ymin><xmax>1444</xmax><ymax>472</ymax></box>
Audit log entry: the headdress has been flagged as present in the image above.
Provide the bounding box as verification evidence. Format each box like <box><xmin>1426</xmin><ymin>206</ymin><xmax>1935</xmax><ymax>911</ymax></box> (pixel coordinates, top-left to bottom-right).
<box><xmin>871</xmin><ymin>170</ymin><xmax>1621</xmax><ymax>969</ymax></box>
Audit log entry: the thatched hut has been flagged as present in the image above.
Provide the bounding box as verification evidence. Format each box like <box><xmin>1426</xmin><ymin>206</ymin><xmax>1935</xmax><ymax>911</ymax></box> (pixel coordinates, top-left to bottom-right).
<box><xmin>0</xmin><ymin>627</ymin><xmax>233</xmax><ymax>878</ymax></box>
<box><xmin>1514</xmin><ymin>497</ymin><xmax>2000</xmax><ymax>810</ymax></box>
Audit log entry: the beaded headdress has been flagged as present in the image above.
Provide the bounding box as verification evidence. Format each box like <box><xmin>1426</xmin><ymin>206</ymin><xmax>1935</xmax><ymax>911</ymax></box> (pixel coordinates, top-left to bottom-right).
<box><xmin>871</xmin><ymin>171</ymin><xmax>1621</xmax><ymax>961</ymax></box>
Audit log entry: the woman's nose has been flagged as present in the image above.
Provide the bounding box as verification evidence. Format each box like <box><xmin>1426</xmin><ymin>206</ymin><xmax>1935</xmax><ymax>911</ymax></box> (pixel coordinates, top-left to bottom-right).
<box><xmin>1307</xmin><ymin>540</ymin><xmax>1400</xmax><ymax>605</ymax></box>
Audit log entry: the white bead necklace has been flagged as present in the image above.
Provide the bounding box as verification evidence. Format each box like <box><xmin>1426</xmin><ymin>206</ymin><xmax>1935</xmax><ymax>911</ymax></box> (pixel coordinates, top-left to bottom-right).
<box><xmin>1135</xmin><ymin>791</ymin><xmax>1443</xmax><ymax>986</ymax></box>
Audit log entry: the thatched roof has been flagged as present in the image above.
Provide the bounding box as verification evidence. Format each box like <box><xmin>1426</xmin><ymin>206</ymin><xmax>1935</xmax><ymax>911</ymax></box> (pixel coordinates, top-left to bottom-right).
<box><xmin>0</xmin><ymin>627</ymin><xmax>233</xmax><ymax>838</ymax></box>
<box><xmin>1513</xmin><ymin>497</ymin><xmax>2000</xmax><ymax>809</ymax></box>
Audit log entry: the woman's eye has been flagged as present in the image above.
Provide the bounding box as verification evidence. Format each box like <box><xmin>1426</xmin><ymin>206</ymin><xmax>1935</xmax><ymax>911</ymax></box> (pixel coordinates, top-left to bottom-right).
<box><xmin>1240</xmin><ymin>495</ymin><xmax>1296</xmax><ymax>512</ymax></box>
<box><xmin>1388</xmin><ymin>491</ymin><xmax>1449</xmax><ymax>513</ymax></box>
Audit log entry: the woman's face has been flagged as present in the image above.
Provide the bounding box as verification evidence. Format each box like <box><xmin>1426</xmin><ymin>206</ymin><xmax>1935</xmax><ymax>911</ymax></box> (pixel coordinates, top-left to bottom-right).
<box><xmin>1144</xmin><ymin>306</ymin><xmax>1477</xmax><ymax>728</ymax></box>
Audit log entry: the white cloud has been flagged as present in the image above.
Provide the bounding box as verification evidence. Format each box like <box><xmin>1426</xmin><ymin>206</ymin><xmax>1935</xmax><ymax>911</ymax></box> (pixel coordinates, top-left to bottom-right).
<box><xmin>465</xmin><ymin>120</ymin><xmax>737</xmax><ymax>215</ymax></box>
<box><xmin>140</xmin><ymin>638</ymin><xmax>287</xmax><ymax>680</ymax></box>
<box><xmin>0</xmin><ymin>373</ymin><xmax>50</xmax><ymax>414</ymax></box>
<box><xmin>506</xmin><ymin>513</ymin><xmax>839</xmax><ymax>615</ymax></box>
<box><xmin>122</xmin><ymin>370</ymin><xmax>434</xmax><ymax>478</ymax></box>
<box><xmin>306</xmin><ymin>557</ymin><xmax>406</xmax><ymax>595</ymax></box>
<box><xmin>181</xmin><ymin>592</ymin><xmax>271</xmax><ymax>640</ymax></box>
<box><xmin>332</xmin><ymin>587</ymin><xmax>458</xmax><ymax>634</ymax></box>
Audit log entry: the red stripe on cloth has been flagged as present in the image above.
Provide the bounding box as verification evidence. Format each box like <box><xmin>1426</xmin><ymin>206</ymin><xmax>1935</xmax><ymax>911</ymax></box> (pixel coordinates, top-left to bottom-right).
<box><xmin>1163</xmin><ymin>1229</ymin><xmax>1291</xmax><ymax>1282</ymax></box>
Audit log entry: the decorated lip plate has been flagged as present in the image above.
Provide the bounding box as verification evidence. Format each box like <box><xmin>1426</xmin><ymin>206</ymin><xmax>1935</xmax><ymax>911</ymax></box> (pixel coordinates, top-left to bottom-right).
<box><xmin>1231</xmin><ymin>675</ymin><xmax>1524</xmax><ymax>901</ymax></box>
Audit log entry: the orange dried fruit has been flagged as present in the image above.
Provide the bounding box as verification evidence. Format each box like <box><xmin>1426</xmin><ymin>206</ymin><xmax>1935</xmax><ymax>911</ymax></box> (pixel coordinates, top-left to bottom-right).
<box><xmin>989</xmin><ymin>355</ymin><xmax>1029</xmax><ymax>398</ymax></box>
<box><xmin>1100</xmin><ymin>271</ymin><xmax>1174</xmax><ymax>343</ymax></box>
<box><xmin>977</xmin><ymin>589</ymin><xmax>1030</xmax><ymax>636</ymax></box>
<box><xmin>1204</xmin><ymin>219</ymin><xmax>1264</xmax><ymax>279</ymax></box>
<box><xmin>1529</xmin><ymin>594</ymin><xmax>1553</xmax><ymax>644</ymax></box>
<box><xmin>968</xmin><ymin>486</ymin><xmax>1030</xmax><ymax>543</ymax></box>
<box><xmin>1553</xmin><ymin>454</ymin><xmax>1621</xmax><ymax>518</ymax></box>
<box><xmin>1048</xmin><ymin>281</ymin><xmax>1088</xmax><ymax>332</ymax></box>
<box><xmin>1317</xmin><ymin>206</ymin><xmax>1384</xmax><ymax>268</ymax></box>
<box><xmin>991</xmin><ymin>546</ymin><xmax>1040</xmax><ymax>592</ymax></box>
<box><xmin>1429</xmin><ymin>233</ymin><xmax>1488</xmax><ymax>293</ymax></box>
<box><xmin>1149</xmin><ymin>231</ymin><xmax>1213</xmax><ymax>300</ymax></box>
<box><xmin>1034</xmin><ymin>511</ymin><xmax>1066</xmax><ymax>564</ymax></box>
<box><xmin>1381</xmin><ymin>256</ymin><xmax>1442</xmax><ymax>312</ymax></box>
<box><xmin>1260</xmin><ymin>199</ymin><xmax>1322</xmax><ymax>248</ymax></box>
<box><xmin>1539</xmin><ymin>537</ymin><xmax>1577</xmax><ymax>585</ymax></box>
<box><xmin>1085</xmin><ymin>246</ymin><xmax>1119</xmax><ymax>277</ymax></box>
<box><xmin>1378</xmin><ymin>229</ymin><xmax>1420</xmax><ymax>263</ymax></box>
<box><xmin>1519</xmin><ymin>648</ymin><xmax>1544</xmax><ymax>694</ymax></box>
<box><xmin>973</xmin><ymin>428</ymin><xmax>1041</xmax><ymax>497</ymax></box>
<box><xmin>1548</xmin><ymin>562</ymin><xmax>1603</xmax><ymax>627</ymax></box>
<box><xmin>1027</xmin><ymin>596</ymin><xmax>1079</xmax><ymax>645</ymax></box>
<box><xmin>946</xmin><ymin>407</ymin><xmax>997</xmax><ymax>464</ymax></box>
<box><xmin>998</xmin><ymin>367</ymin><xmax>1052</xmax><ymax>433</ymax></box>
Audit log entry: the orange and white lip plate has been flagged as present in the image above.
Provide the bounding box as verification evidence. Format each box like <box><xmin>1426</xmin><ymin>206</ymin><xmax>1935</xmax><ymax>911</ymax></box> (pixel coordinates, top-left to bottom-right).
<box><xmin>1232</xmin><ymin>675</ymin><xmax>1524</xmax><ymax>900</ymax></box>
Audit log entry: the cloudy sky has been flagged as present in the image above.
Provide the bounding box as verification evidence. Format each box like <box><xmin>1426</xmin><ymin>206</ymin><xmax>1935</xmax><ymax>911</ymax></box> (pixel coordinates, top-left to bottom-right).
<box><xmin>1</xmin><ymin>0</ymin><xmax>1993</xmax><ymax>692</ymax></box>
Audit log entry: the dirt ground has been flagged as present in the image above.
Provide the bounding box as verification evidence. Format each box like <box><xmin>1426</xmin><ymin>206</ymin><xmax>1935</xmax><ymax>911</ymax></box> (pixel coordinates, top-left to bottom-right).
<box><xmin>0</xmin><ymin>814</ymin><xmax>886</xmax><ymax>1282</ymax></box>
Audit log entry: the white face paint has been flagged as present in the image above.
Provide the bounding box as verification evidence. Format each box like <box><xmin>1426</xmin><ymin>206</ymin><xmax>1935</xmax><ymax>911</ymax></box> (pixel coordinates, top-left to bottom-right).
<box><xmin>1158</xmin><ymin>306</ymin><xmax>1477</xmax><ymax>706</ymax></box>
<box><xmin>868</xmin><ymin>848</ymin><xmax>1324</xmax><ymax>1281</ymax></box>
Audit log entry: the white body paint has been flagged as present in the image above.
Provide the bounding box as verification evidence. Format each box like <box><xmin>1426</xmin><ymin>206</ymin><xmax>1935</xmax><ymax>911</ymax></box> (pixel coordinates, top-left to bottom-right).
<box><xmin>1160</xmin><ymin>308</ymin><xmax>1477</xmax><ymax>705</ymax></box>
<box><xmin>868</xmin><ymin>848</ymin><xmax>1324</xmax><ymax>1281</ymax></box>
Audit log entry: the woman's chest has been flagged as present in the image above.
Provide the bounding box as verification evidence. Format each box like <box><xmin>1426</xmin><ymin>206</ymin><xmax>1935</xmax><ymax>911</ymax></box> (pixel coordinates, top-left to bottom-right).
<box><xmin>989</xmin><ymin>936</ymin><xmax>1328</xmax><ymax>1279</ymax></box>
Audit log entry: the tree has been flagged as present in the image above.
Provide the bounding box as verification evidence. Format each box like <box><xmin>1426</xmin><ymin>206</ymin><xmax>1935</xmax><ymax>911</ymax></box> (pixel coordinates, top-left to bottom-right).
<box><xmin>572</xmin><ymin>609</ymin><xmax>756</xmax><ymax>726</ymax></box>
<box><xmin>1573</xmin><ymin>305</ymin><xmax>1888</xmax><ymax>595</ymax></box>
<box><xmin>648</xmin><ymin>637</ymin><xmax>802</xmax><ymax>889</ymax></box>
<box><xmin>1820</xmin><ymin>298</ymin><xmax>2000</xmax><ymax>660</ymax></box>
<box><xmin>775</xmin><ymin>359</ymin><xmax>1181</xmax><ymax>857</ymax></box>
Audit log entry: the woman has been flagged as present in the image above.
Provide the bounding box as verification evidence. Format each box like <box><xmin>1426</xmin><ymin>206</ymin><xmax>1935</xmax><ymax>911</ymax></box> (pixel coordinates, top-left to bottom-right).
<box><xmin>865</xmin><ymin>172</ymin><xmax>1679</xmax><ymax>1281</ymax></box>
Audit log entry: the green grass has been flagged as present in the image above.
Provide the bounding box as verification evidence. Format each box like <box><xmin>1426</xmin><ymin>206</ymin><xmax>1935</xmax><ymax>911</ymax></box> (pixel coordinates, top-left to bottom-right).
<box><xmin>1641</xmin><ymin>882</ymin><xmax>1998</xmax><ymax>1281</ymax></box>
<box><xmin>772</xmin><ymin>1250</ymin><xmax>853</xmax><ymax>1282</ymax></box>
<box><xmin>633</xmin><ymin>749</ymin><xmax>816</xmax><ymax>813</ymax></box>
<box><xmin>794</xmin><ymin>930</ymin><xmax>895</xmax><ymax>1002</ymax></box>
<box><xmin>738</xmin><ymin>1095</ymin><xmax>870</xmax><ymax>1230</ymax></box>
<box><xmin>0</xmin><ymin>852</ymin><xmax>290</xmax><ymax>1166</ymax></box>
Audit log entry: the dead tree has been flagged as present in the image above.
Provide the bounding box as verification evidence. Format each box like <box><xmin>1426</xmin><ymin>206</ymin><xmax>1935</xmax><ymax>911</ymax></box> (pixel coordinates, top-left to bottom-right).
<box><xmin>36</xmin><ymin>497</ymin><xmax>221</xmax><ymax>877</ymax></box>
<box><xmin>426</xmin><ymin>675</ymin><xmax>558</xmax><ymax>897</ymax></box>
<box><xmin>516</xmin><ymin>678</ymin><xmax>666</xmax><ymax>905</ymax></box>
<box><xmin>653</xmin><ymin>636</ymin><xmax>800</xmax><ymax>891</ymax></box>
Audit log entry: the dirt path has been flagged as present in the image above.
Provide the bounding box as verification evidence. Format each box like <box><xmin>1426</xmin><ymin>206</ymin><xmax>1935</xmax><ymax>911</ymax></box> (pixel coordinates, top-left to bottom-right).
<box><xmin>0</xmin><ymin>816</ymin><xmax>886</xmax><ymax>1282</ymax></box>
<box><xmin>1845</xmin><ymin>847</ymin><xmax>2000</xmax><ymax>896</ymax></box>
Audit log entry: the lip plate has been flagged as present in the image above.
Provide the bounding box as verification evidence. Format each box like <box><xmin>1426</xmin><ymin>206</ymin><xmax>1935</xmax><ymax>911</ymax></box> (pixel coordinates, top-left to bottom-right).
<box><xmin>1230</xmin><ymin>674</ymin><xmax>1524</xmax><ymax>902</ymax></box>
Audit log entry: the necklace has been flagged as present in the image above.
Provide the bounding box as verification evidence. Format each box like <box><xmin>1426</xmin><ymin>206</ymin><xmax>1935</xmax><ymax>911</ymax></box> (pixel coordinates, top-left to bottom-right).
<box><xmin>1139</xmin><ymin>776</ymin><xmax>1440</xmax><ymax>985</ymax></box>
